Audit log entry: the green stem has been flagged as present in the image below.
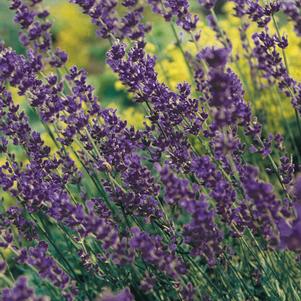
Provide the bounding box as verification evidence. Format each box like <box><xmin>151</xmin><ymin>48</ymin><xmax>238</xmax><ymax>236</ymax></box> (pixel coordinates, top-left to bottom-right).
<box><xmin>185</xmin><ymin>255</ymin><xmax>227</xmax><ymax>300</ymax></box>
<box><xmin>272</xmin><ymin>15</ymin><xmax>301</xmax><ymax>140</ymax></box>
<box><xmin>272</xmin><ymin>87</ymin><xmax>301</xmax><ymax>165</ymax></box>
<box><xmin>169</xmin><ymin>22</ymin><xmax>194</xmax><ymax>82</ymax></box>
<box><xmin>222</xmin><ymin>252</ymin><xmax>254</xmax><ymax>300</ymax></box>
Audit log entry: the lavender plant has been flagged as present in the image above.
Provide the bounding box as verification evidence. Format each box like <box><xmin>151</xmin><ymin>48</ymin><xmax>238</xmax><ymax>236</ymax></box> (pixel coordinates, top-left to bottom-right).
<box><xmin>1</xmin><ymin>0</ymin><xmax>301</xmax><ymax>300</ymax></box>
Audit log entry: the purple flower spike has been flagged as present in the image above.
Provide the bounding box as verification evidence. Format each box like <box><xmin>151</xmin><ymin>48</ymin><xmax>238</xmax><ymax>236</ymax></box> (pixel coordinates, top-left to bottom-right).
<box><xmin>198</xmin><ymin>0</ymin><xmax>216</xmax><ymax>10</ymax></box>
<box><xmin>98</xmin><ymin>288</ymin><xmax>134</xmax><ymax>301</ymax></box>
<box><xmin>1</xmin><ymin>276</ymin><xmax>48</xmax><ymax>301</ymax></box>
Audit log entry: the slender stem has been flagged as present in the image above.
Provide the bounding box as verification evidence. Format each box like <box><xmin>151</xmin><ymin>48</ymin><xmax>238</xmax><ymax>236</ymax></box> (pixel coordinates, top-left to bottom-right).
<box><xmin>0</xmin><ymin>274</ymin><xmax>14</xmax><ymax>287</ymax></box>
<box><xmin>209</xmin><ymin>9</ymin><xmax>230</xmax><ymax>48</ymax></box>
<box><xmin>222</xmin><ymin>252</ymin><xmax>254</xmax><ymax>300</ymax></box>
<box><xmin>272</xmin><ymin>16</ymin><xmax>289</xmax><ymax>75</ymax></box>
<box><xmin>185</xmin><ymin>255</ymin><xmax>227</xmax><ymax>300</ymax></box>
<box><xmin>257</xmin><ymin>136</ymin><xmax>289</xmax><ymax>196</ymax></box>
<box><xmin>31</xmin><ymin>213</ymin><xmax>80</xmax><ymax>282</ymax></box>
<box><xmin>0</xmin><ymin>252</ymin><xmax>15</xmax><ymax>283</ymax></box>
<box><xmin>169</xmin><ymin>22</ymin><xmax>194</xmax><ymax>82</ymax></box>
<box><xmin>272</xmin><ymin>15</ymin><xmax>301</xmax><ymax>140</ymax></box>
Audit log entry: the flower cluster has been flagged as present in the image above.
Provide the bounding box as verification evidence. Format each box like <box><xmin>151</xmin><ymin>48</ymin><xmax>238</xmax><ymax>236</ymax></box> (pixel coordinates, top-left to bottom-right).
<box><xmin>70</xmin><ymin>0</ymin><xmax>150</xmax><ymax>40</ymax></box>
<box><xmin>0</xmin><ymin>276</ymin><xmax>49</xmax><ymax>301</ymax></box>
<box><xmin>1</xmin><ymin>0</ymin><xmax>301</xmax><ymax>300</ymax></box>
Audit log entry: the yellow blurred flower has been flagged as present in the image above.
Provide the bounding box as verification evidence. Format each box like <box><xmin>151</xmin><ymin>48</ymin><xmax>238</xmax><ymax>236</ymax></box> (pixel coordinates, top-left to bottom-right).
<box><xmin>107</xmin><ymin>103</ymin><xmax>147</xmax><ymax>129</ymax></box>
<box><xmin>49</xmin><ymin>3</ymin><xmax>94</xmax><ymax>67</ymax></box>
<box><xmin>115</xmin><ymin>80</ymin><xmax>126</xmax><ymax>91</ymax></box>
<box><xmin>156</xmin><ymin>44</ymin><xmax>190</xmax><ymax>90</ymax></box>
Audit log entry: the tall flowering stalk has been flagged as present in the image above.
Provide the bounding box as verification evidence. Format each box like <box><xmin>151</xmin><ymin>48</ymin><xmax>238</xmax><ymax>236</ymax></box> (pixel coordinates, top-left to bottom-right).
<box><xmin>1</xmin><ymin>0</ymin><xmax>301</xmax><ymax>300</ymax></box>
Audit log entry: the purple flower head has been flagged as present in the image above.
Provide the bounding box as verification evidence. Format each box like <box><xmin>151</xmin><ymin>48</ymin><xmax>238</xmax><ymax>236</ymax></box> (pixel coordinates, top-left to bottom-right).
<box><xmin>160</xmin><ymin>165</ymin><xmax>196</xmax><ymax>206</ymax></box>
<box><xmin>147</xmin><ymin>0</ymin><xmax>198</xmax><ymax>32</ymax></box>
<box><xmin>10</xmin><ymin>0</ymin><xmax>22</xmax><ymax>10</ymax></box>
<box><xmin>279</xmin><ymin>156</ymin><xmax>294</xmax><ymax>185</ymax></box>
<box><xmin>27</xmin><ymin>241</ymin><xmax>71</xmax><ymax>290</ymax></box>
<box><xmin>295</xmin><ymin>174</ymin><xmax>301</xmax><ymax>201</ymax></box>
<box><xmin>0</xmin><ymin>276</ymin><xmax>48</xmax><ymax>301</ymax></box>
<box><xmin>281</xmin><ymin>1</ymin><xmax>301</xmax><ymax>36</ymax></box>
<box><xmin>202</xmin><ymin>61</ymin><xmax>251</xmax><ymax>131</ymax></box>
<box><xmin>130</xmin><ymin>227</ymin><xmax>187</xmax><ymax>277</ymax></box>
<box><xmin>198</xmin><ymin>0</ymin><xmax>216</xmax><ymax>10</ymax></box>
<box><xmin>180</xmin><ymin>193</ymin><xmax>223</xmax><ymax>265</ymax></box>
<box><xmin>139</xmin><ymin>272</ymin><xmax>156</xmax><ymax>293</ymax></box>
<box><xmin>72</xmin><ymin>0</ymin><xmax>150</xmax><ymax>40</ymax></box>
<box><xmin>180</xmin><ymin>282</ymin><xmax>195</xmax><ymax>301</ymax></box>
<box><xmin>235</xmin><ymin>164</ymin><xmax>282</xmax><ymax>241</ymax></box>
<box><xmin>246</xmin><ymin>1</ymin><xmax>271</xmax><ymax>27</ymax></box>
<box><xmin>198</xmin><ymin>47</ymin><xmax>230</xmax><ymax>68</ymax></box>
<box><xmin>10</xmin><ymin>1</ymin><xmax>53</xmax><ymax>52</ymax></box>
<box><xmin>49</xmin><ymin>49</ymin><xmax>68</xmax><ymax>68</ymax></box>
<box><xmin>13</xmin><ymin>4</ymin><xmax>35</xmax><ymax>29</ymax></box>
<box><xmin>122</xmin><ymin>0</ymin><xmax>138</xmax><ymax>7</ymax></box>
<box><xmin>232</xmin><ymin>0</ymin><xmax>246</xmax><ymax>17</ymax></box>
<box><xmin>98</xmin><ymin>288</ymin><xmax>134</xmax><ymax>301</ymax></box>
<box><xmin>264</xmin><ymin>1</ymin><xmax>280</xmax><ymax>15</ymax></box>
<box><xmin>0</xmin><ymin>137</ymin><xmax>8</xmax><ymax>153</ymax></box>
<box><xmin>278</xmin><ymin>202</ymin><xmax>301</xmax><ymax>251</ymax></box>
